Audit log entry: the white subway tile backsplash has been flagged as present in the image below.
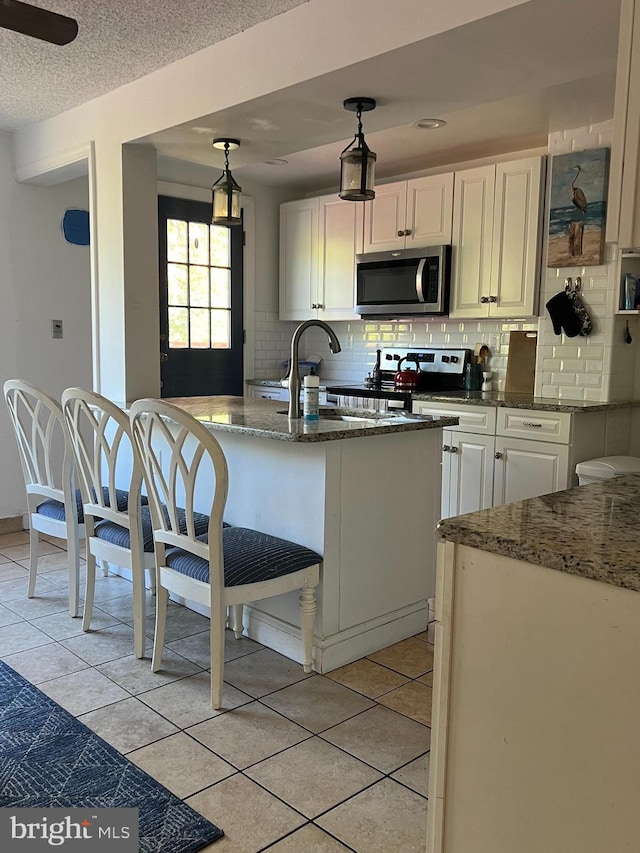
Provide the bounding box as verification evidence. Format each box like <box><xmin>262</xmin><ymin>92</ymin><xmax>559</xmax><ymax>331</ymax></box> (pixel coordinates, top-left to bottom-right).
<box><xmin>551</xmin><ymin>372</ymin><xmax>577</xmax><ymax>386</ymax></box>
<box><xmin>576</xmin><ymin>373</ymin><xmax>602</xmax><ymax>387</ymax></box>
<box><xmin>560</xmin><ymin>359</ymin><xmax>586</xmax><ymax>373</ymax></box>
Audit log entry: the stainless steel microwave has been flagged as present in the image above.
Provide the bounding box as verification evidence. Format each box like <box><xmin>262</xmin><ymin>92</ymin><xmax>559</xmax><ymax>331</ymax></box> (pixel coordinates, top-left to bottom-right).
<box><xmin>355</xmin><ymin>245</ymin><xmax>451</xmax><ymax>318</ymax></box>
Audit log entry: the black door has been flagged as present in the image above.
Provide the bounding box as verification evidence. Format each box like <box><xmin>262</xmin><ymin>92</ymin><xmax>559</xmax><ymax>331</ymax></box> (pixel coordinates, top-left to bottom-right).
<box><xmin>158</xmin><ymin>195</ymin><xmax>243</xmax><ymax>398</ymax></box>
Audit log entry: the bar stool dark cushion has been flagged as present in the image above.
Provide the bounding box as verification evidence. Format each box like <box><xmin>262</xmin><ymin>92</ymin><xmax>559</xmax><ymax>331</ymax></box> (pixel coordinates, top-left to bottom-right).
<box><xmin>36</xmin><ymin>488</ymin><xmax>148</xmax><ymax>524</ymax></box>
<box><xmin>164</xmin><ymin>527</ymin><xmax>322</xmax><ymax>586</ymax></box>
<box><xmin>93</xmin><ymin>505</ymin><xmax>216</xmax><ymax>553</ymax></box>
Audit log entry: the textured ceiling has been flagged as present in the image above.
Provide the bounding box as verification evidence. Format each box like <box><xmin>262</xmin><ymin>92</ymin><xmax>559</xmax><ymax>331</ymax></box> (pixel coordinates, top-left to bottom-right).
<box><xmin>0</xmin><ymin>0</ymin><xmax>309</xmax><ymax>130</ymax></box>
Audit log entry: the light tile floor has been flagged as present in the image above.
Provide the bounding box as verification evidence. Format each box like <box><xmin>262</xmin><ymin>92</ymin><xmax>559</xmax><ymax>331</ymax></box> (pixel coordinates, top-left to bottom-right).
<box><xmin>0</xmin><ymin>530</ymin><xmax>434</xmax><ymax>853</ymax></box>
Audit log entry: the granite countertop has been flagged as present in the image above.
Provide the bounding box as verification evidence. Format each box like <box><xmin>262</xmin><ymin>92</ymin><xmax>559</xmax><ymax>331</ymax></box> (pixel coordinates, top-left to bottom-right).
<box><xmin>166</xmin><ymin>395</ymin><xmax>458</xmax><ymax>442</ymax></box>
<box><xmin>247</xmin><ymin>379</ymin><xmax>638</xmax><ymax>413</ymax></box>
<box><xmin>437</xmin><ymin>473</ymin><xmax>640</xmax><ymax>592</ymax></box>
<box><xmin>412</xmin><ymin>390</ymin><xmax>638</xmax><ymax>413</ymax></box>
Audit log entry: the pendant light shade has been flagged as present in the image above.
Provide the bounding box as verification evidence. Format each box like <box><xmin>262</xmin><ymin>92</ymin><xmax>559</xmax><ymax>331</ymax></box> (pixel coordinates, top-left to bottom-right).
<box><xmin>211</xmin><ymin>138</ymin><xmax>242</xmax><ymax>227</ymax></box>
<box><xmin>339</xmin><ymin>97</ymin><xmax>376</xmax><ymax>201</ymax></box>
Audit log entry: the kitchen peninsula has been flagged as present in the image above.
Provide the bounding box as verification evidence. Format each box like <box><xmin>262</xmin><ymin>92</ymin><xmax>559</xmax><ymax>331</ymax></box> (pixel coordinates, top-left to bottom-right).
<box><xmin>165</xmin><ymin>395</ymin><xmax>457</xmax><ymax>672</ymax></box>
<box><xmin>427</xmin><ymin>474</ymin><xmax>640</xmax><ymax>853</ymax></box>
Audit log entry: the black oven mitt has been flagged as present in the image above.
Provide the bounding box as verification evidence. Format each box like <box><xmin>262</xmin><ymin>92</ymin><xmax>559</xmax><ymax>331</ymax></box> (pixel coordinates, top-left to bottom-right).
<box><xmin>545</xmin><ymin>291</ymin><xmax>582</xmax><ymax>337</ymax></box>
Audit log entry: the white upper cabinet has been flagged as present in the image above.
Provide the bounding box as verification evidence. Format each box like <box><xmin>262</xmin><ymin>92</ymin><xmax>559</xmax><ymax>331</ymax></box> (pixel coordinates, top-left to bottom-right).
<box><xmin>279</xmin><ymin>197</ymin><xmax>319</xmax><ymax>321</ymax></box>
<box><xmin>279</xmin><ymin>194</ymin><xmax>362</xmax><ymax>322</ymax></box>
<box><xmin>449</xmin><ymin>156</ymin><xmax>544</xmax><ymax>319</ymax></box>
<box><xmin>362</xmin><ymin>173</ymin><xmax>454</xmax><ymax>253</ymax></box>
<box><xmin>317</xmin><ymin>195</ymin><xmax>363</xmax><ymax>322</ymax></box>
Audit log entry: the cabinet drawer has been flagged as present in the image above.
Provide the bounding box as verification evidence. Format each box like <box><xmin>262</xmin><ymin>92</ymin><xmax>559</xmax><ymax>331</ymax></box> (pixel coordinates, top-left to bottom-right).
<box><xmin>250</xmin><ymin>387</ymin><xmax>289</xmax><ymax>401</ymax></box>
<box><xmin>496</xmin><ymin>408</ymin><xmax>571</xmax><ymax>443</ymax></box>
<box><xmin>413</xmin><ymin>402</ymin><xmax>496</xmax><ymax>435</ymax></box>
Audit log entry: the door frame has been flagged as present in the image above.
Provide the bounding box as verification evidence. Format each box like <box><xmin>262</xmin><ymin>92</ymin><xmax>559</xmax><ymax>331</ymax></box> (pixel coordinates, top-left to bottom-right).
<box><xmin>157</xmin><ymin>180</ymin><xmax>254</xmax><ymax>390</ymax></box>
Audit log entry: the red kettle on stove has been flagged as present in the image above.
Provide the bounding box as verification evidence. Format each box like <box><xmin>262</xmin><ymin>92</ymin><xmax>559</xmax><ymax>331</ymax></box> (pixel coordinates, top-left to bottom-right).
<box><xmin>394</xmin><ymin>357</ymin><xmax>422</xmax><ymax>390</ymax></box>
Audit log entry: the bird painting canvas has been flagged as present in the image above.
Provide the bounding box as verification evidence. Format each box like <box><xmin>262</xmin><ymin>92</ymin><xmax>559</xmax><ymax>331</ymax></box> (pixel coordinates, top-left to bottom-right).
<box><xmin>547</xmin><ymin>147</ymin><xmax>610</xmax><ymax>268</ymax></box>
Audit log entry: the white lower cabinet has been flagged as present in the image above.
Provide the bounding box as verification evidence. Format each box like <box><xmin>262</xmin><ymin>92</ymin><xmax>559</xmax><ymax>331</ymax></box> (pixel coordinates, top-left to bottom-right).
<box><xmin>441</xmin><ymin>429</ymin><xmax>495</xmax><ymax>519</ymax></box>
<box><xmin>492</xmin><ymin>435</ymin><xmax>570</xmax><ymax>504</ymax></box>
<box><xmin>413</xmin><ymin>401</ymin><xmax>606</xmax><ymax>518</ymax></box>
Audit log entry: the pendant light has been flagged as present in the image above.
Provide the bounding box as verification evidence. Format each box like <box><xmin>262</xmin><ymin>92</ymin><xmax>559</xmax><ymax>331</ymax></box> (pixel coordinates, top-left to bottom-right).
<box><xmin>339</xmin><ymin>97</ymin><xmax>377</xmax><ymax>201</ymax></box>
<box><xmin>211</xmin><ymin>138</ymin><xmax>242</xmax><ymax>227</ymax></box>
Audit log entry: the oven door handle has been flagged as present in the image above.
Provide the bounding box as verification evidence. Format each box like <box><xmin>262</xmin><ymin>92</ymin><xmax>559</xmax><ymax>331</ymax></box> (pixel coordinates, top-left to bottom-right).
<box><xmin>415</xmin><ymin>258</ymin><xmax>426</xmax><ymax>302</ymax></box>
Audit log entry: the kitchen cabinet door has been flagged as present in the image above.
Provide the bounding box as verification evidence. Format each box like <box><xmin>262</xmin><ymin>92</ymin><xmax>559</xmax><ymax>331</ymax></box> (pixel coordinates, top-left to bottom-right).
<box><xmin>317</xmin><ymin>194</ymin><xmax>362</xmax><ymax>321</ymax></box>
<box><xmin>449</xmin><ymin>157</ymin><xmax>543</xmax><ymax>319</ymax></box>
<box><xmin>449</xmin><ymin>165</ymin><xmax>495</xmax><ymax>318</ymax></box>
<box><xmin>492</xmin><ymin>435</ymin><xmax>569</xmax><ymax>505</ymax></box>
<box><xmin>405</xmin><ymin>173</ymin><xmax>454</xmax><ymax>248</ymax></box>
<box><xmin>279</xmin><ymin>197</ymin><xmax>318</xmax><ymax>321</ymax></box>
<box><xmin>279</xmin><ymin>195</ymin><xmax>362</xmax><ymax>321</ymax></box>
<box><xmin>362</xmin><ymin>181</ymin><xmax>407</xmax><ymax>252</ymax></box>
<box><xmin>489</xmin><ymin>156</ymin><xmax>544</xmax><ymax>318</ymax></box>
<box><xmin>442</xmin><ymin>429</ymin><xmax>495</xmax><ymax>519</ymax></box>
<box><xmin>362</xmin><ymin>174</ymin><xmax>454</xmax><ymax>253</ymax></box>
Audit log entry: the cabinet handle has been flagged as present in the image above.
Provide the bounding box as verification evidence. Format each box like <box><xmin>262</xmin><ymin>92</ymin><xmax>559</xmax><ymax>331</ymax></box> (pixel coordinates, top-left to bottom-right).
<box><xmin>489</xmin><ymin>295</ymin><xmax>497</xmax><ymax>303</ymax></box>
<box><xmin>522</xmin><ymin>422</ymin><xmax>542</xmax><ymax>428</ymax></box>
<box><xmin>494</xmin><ymin>451</ymin><xmax>503</xmax><ymax>460</ymax></box>
<box><xmin>480</xmin><ymin>296</ymin><xmax>490</xmax><ymax>304</ymax></box>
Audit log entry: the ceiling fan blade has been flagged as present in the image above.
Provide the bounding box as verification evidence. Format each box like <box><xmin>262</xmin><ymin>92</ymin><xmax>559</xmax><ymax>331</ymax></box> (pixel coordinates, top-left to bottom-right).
<box><xmin>0</xmin><ymin>0</ymin><xmax>78</xmax><ymax>45</ymax></box>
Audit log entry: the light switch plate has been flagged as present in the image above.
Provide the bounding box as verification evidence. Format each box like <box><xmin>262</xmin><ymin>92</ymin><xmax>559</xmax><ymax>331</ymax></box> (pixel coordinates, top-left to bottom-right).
<box><xmin>52</xmin><ymin>320</ymin><xmax>63</xmax><ymax>339</ymax></box>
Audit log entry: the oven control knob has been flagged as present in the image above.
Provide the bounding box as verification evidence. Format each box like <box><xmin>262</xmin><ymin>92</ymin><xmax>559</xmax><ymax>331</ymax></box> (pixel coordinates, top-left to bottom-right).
<box><xmin>449</xmin><ymin>355</ymin><xmax>458</xmax><ymax>363</ymax></box>
<box><xmin>441</xmin><ymin>355</ymin><xmax>450</xmax><ymax>363</ymax></box>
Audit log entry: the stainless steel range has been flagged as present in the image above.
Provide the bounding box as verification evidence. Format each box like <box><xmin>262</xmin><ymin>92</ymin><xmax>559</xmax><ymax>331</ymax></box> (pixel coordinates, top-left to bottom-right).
<box><xmin>326</xmin><ymin>347</ymin><xmax>472</xmax><ymax>411</ymax></box>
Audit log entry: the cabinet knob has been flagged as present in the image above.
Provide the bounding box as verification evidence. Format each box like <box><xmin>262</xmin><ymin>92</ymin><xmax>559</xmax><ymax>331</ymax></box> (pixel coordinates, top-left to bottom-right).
<box><xmin>450</xmin><ymin>446</ymin><xmax>458</xmax><ymax>453</ymax></box>
<box><xmin>494</xmin><ymin>451</ymin><xmax>503</xmax><ymax>460</ymax></box>
<box><xmin>489</xmin><ymin>295</ymin><xmax>497</xmax><ymax>303</ymax></box>
<box><xmin>404</xmin><ymin>229</ymin><xmax>411</xmax><ymax>236</ymax></box>
<box><xmin>317</xmin><ymin>303</ymin><xmax>324</xmax><ymax>310</ymax></box>
<box><xmin>442</xmin><ymin>444</ymin><xmax>450</xmax><ymax>452</ymax></box>
<box><xmin>480</xmin><ymin>296</ymin><xmax>490</xmax><ymax>304</ymax></box>
<box><xmin>397</xmin><ymin>230</ymin><xmax>404</xmax><ymax>237</ymax></box>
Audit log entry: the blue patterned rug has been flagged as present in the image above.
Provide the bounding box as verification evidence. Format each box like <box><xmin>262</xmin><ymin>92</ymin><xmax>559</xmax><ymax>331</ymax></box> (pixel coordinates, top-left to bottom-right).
<box><xmin>0</xmin><ymin>660</ymin><xmax>223</xmax><ymax>851</ymax></box>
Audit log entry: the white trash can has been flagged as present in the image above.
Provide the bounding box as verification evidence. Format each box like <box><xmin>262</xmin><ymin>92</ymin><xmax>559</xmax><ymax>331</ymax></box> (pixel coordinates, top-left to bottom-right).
<box><xmin>575</xmin><ymin>455</ymin><xmax>640</xmax><ymax>485</ymax></box>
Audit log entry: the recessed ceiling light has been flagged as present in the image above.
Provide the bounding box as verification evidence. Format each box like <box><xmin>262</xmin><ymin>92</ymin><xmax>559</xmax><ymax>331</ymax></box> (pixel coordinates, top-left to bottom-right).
<box><xmin>412</xmin><ymin>118</ymin><xmax>447</xmax><ymax>130</ymax></box>
<box><xmin>191</xmin><ymin>126</ymin><xmax>215</xmax><ymax>134</ymax></box>
<box><xmin>264</xmin><ymin>158</ymin><xmax>289</xmax><ymax>166</ymax></box>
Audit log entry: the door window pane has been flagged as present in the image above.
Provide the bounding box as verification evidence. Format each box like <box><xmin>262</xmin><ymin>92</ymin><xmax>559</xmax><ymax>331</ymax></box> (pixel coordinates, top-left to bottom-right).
<box><xmin>190</xmin><ymin>308</ymin><xmax>210</xmax><ymax>348</ymax></box>
<box><xmin>211</xmin><ymin>268</ymin><xmax>231</xmax><ymax>308</ymax></box>
<box><xmin>168</xmin><ymin>307</ymin><xmax>188</xmax><ymax>348</ymax></box>
<box><xmin>211</xmin><ymin>310</ymin><xmax>231</xmax><ymax>348</ymax></box>
<box><xmin>210</xmin><ymin>226</ymin><xmax>230</xmax><ymax>267</ymax></box>
<box><xmin>190</xmin><ymin>266</ymin><xmax>209</xmax><ymax>307</ymax></box>
<box><xmin>189</xmin><ymin>222</ymin><xmax>209</xmax><ymax>265</ymax></box>
<box><xmin>167</xmin><ymin>263</ymin><xmax>188</xmax><ymax>306</ymax></box>
<box><xmin>165</xmin><ymin>215</ymin><xmax>233</xmax><ymax>352</ymax></box>
<box><xmin>167</xmin><ymin>219</ymin><xmax>188</xmax><ymax>263</ymax></box>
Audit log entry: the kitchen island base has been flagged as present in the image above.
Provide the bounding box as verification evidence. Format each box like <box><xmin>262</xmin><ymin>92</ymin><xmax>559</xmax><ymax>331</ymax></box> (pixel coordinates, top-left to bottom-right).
<box><xmin>212</xmin><ymin>427</ymin><xmax>442</xmax><ymax>672</ymax></box>
<box><xmin>428</xmin><ymin>540</ymin><xmax>640</xmax><ymax>853</ymax></box>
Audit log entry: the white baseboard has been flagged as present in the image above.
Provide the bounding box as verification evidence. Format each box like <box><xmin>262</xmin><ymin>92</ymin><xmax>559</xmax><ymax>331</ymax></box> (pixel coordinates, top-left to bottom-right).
<box><xmin>428</xmin><ymin>596</ymin><xmax>436</xmax><ymax>623</ymax></box>
<box><xmin>244</xmin><ymin>601</ymin><xmax>429</xmax><ymax>673</ymax></box>
<box><xmin>0</xmin><ymin>515</ymin><xmax>24</xmax><ymax>534</ymax></box>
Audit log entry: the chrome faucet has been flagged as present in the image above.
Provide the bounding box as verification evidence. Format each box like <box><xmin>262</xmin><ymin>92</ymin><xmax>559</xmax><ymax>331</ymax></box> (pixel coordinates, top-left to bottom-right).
<box><xmin>287</xmin><ymin>320</ymin><xmax>341</xmax><ymax>418</ymax></box>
